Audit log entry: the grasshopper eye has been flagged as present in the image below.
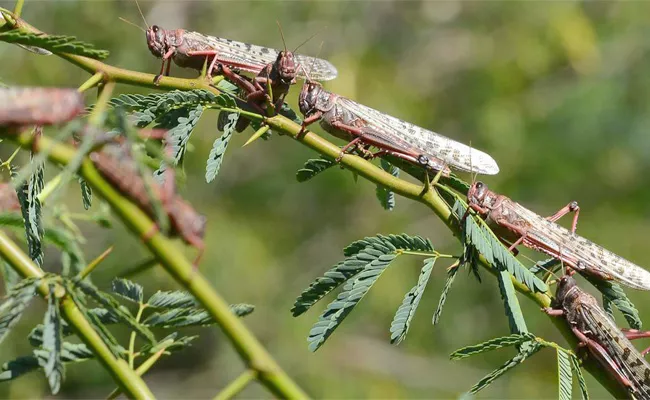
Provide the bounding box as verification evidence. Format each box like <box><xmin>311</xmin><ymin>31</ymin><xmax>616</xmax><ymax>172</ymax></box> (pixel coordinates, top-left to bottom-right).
<box><xmin>152</xmin><ymin>25</ymin><xmax>159</xmax><ymax>33</ymax></box>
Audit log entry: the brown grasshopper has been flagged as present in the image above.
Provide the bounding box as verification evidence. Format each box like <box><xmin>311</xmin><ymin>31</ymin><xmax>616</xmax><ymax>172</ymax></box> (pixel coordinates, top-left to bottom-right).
<box><xmin>0</xmin><ymin>182</ymin><xmax>20</xmax><ymax>212</ymax></box>
<box><xmin>546</xmin><ymin>275</ymin><xmax>650</xmax><ymax>398</ymax></box>
<box><xmin>89</xmin><ymin>142</ymin><xmax>206</xmax><ymax>266</ymax></box>
<box><xmin>467</xmin><ymin>181</ymin><xmax>650</xmax><ymax>290</ymax></box>
<box><xmin>0</xmin><ymin>87</ymin><xmax>84</xmax><ymax>128</ymax></box>
<box><xmin>139</xmin><ymin>9</ymin><xmax>337</xmax><ymax>85</ymax></box>
<box><xmin>297</xmin><ymin>78</ymin><xmax>499</xmax><ymax>176</ymax></box>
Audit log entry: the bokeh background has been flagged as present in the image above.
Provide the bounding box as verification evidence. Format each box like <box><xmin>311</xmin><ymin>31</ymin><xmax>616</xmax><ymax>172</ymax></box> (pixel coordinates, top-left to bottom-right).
<box><xmin>2</xmin><ymin>0</ymin><xmax>650</xmax><ymax>398</ymax></box>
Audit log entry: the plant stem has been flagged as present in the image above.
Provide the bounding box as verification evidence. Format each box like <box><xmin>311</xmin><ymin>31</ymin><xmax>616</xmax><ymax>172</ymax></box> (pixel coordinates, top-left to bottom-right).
<box><xmin>106</xmin><ymin>348</ymin><xmax>166</xmax><ymax>400</ymax></box>
<box><xmin>0</xmin><ymin>10</ymin><xmax>626</xmax><ymax>397</ymax></box>
<box><xmin>214</xmin><ymin>369</ymin><xmax>258</xmax><ymax>400</ymax></box>
<box><xmin>78</xmin><ymin>245</ymin><xmax>113</xmax><ymax>280</ymax></box>
<box><xmin>129</xmin><ymin>304</ymin><xmax>146</xmax><ymax>369</ymax></box>
<box><xmin>78</xmin><ymin>72</ymin><xmax>104</xmax><ymax>93</ymax></box>
<box><xmin>0</xmin><ymin>231</ymin><xmax>155</xmax><ymax>400</ymax></box>
<box><xmin>5</xmin><ymin>129</ymin><xmax>309</xmax><ymax>400</ymax></box>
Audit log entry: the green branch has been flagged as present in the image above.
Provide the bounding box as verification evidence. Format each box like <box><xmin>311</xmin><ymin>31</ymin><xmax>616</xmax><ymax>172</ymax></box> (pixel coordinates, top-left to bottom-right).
<box><xmin>0</xmin><ymin>231</ymin><xmax>155</xmax><ymax>400</ymax></box>
<box><xmin>0</xmin><ymin>9</ymin><xmax>626</xmax><ymax>398</ymax></box>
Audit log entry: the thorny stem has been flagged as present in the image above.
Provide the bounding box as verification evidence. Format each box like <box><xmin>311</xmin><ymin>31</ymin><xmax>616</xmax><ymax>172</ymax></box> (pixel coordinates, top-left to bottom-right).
<box><xmin>0</xmin><ymin>10</ymin><xmax>626</xmax><ymax>398</ymax></box>
<box><xmin>78</xmin><ymin>246</ymin><xmax>114</xmax><ymax>280</ymax></box>
<box><xmin>78</xmin><ymin>72</ymin><xmax>105</xmax><ymax>93</ymax></box>
<box><xmin>106</xmin><ymin>347</ymin><xmax>166</xmax><ymax>400</ymax></box>
<box><xmin>214</xmin><ymin>369</ymin><xmax>258</xmax><ymax>400</ymax></box>
<box><xmin>0</xmin><ymin>231</ymin><xmax>155</xmax><ymax>400</ymax></box>
<box><xmin>4</xmin><ymin>130</ymin><xmax>309</xmax><ymax>400</ymax></box>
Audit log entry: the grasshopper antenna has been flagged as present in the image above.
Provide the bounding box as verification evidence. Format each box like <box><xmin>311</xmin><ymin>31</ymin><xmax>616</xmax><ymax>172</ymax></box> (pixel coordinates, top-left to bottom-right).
<box><xmin>119</xmin><ymin>17</ymin><xmax>145</xmax><ymax>33</ymax></box>
<box><xmin>134</xmin><ymin>0</ymin><xmax>149</xmax><ymax>28</ymax></box>
<box><xmin>276</xmin><ymin>21</ymin><xmax>288</xmax><ymax>53</ymax></box>
<box><xmin>292</xmin><ymin>26</ymin><xmax>327</xmax><ymax>54</ymax></box>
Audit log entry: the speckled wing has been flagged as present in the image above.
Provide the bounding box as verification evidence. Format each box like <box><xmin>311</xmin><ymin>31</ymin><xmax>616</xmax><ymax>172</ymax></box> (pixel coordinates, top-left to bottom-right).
<box><xmin>577</xmin><ymin>299</ymin><xmax>650</xmax><ymax>397</ymax></box>
<box><xmin>511</xmin><ymin>202</ymin><xmax>650</xmax><ymax>290</ymax></box>
<box><xmin>189</xmin><ymin>32</ymin><xmax>337</xmax><ymax>81</ymax></box>
<box><xmin>335</xmin><ymin>97</ymin><xmax>499</xmax><ymax>175</ymax></box>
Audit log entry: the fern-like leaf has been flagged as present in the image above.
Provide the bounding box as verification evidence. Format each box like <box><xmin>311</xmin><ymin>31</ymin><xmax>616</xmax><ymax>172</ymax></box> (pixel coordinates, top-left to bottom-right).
<box><xmin>450</xmin><ymin>334</ymin><xmax>535</xmax><ymax>360</ymax></box>
<box><xmin>570</xmin><ymin>353</ymin><xmax>589</xmax><ymax>400</ymax></box>
<box><xmin>467</xmin><ymin>342</ymin><xmax>541</xmax><ymax>394</ymax></box>
<box><xmin>433</xmin><ymin>263</ymin><xmax>460</xmax><ymax>325</ymax></box>
<box><xmin>206</xmin><ymin>111</ymin><xmax>238</xmax><ymax>183</ymax></box>
<box><xmin>144</xmin><ymin>304</ymin><xmax>253</xmax><ymax>328</ymax></box>
<box><xmin>307</xmin><ymin>253</ymin><xmax>396</xmax><ymax>352</ymax></box>
<box><xmin>0</xmin><ymin>30</ymin><xmax>109</xmax><ymax>59</ymax></box>
<box><xmin>78</xmin><ymin>177</ymin><xmax>92</xmax><ymax>210</ymax></box>
<box><xmin>147</xmin><ymin>290</ymin><xmax>196</xmax><ymax>309</ymax></box>
<box><xmin>0</xmin><ymin>278</ymin><xmax>38</xmax><ymax>346</ymax></box>
<box><xmin>454</xmin><ymin>200</ymin><xmax>547</xmax><ymax>294</ymax></box>
<box><xmin>296</xmin><ymin>158</ymin><xmax>335</xmax><ymax>182</ymax></box>
<box><xmin>390</xmin><ymin>257</ymin><xmax>436</xmax><ymax>345</ymax></box>
<box><xmin>584</xmin><ymin>276</ymin><xmax>642</xmax><ymax>329</ymax></box>
<box><xmin>42</xmin><ymin>285</ymin><xmax>63</xmax><ymax>394</ymax></box>
<box><xmin>376</xmin><ymin>160</ymin><xmax>398</xmax><ymax>211</ymax></box>
<box><xmin>293</xmin><ymin>234</ymin><xmax>434</xmax><ymax>317</ymax></box>
<box><xmin>111</xmin><ymin>279</ymin><xmax>144</xmax><ymax>304</ymax></box>
<box><xmin>557</xmin><ymin>348</ymin><xmax>573</xmax><ymax>400</ymax></box>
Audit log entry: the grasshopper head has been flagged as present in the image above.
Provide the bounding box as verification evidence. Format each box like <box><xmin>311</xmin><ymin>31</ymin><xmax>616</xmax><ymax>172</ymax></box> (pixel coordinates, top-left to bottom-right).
<box><xmin>554</xmin><ymin>275</ymin><xmax>578</xmax><ymax>305</ymax></box>
<box><xmin>146</xmin><ymin>25</ymin><xmax>167</xmax><ymax>58</ymax></box>
<box><xmin>276</xmin><ymin>51</ymin><xmax>297</xmax><ymax>84</ymax></box>
<box><xmin>467</xmin><ymin>181</ymin><xmax>493</xmax><ymax>214</ymax></box>
<box><xmin>298</xmin><ymin>81</ymin><xmax>323</xmax><ymax>117</ymax></box>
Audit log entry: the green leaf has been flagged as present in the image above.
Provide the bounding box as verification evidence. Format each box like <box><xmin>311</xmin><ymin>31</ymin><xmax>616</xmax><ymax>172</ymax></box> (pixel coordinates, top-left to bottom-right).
<box><xmin>278</xmin><ymin>103</ymin><xmax>302</xmax><ymax>125</ymax></box>
<box><xmin>1</xmin><ymin>259</ymin><xmax>20</xmax><ymax>292</ymax></box>
<box><xmin>144</xmin><ymin>304</ymin><xmax>253</xmax><ymax>328</ymax></box>
<box><xmin>111</xmin><ymin>278</ymin><xmax>144</xmax><ymax>304</ymax></box>
<box><xmin>292</xmin><ymin>234</ymin><xmax>434</xmax><ymax>317</ymax></box>
<box><xmin>64</xmin><ymin>282</ymin><xmax>123</xmax><ymax>358</ymax></box>
<box><xmin>0</xmin><ymin>279</ymin><xmax>38</xmax><ymax>346</ymax></box>
<box><xmin>296</xmin><ymin>158</ymin><xmax>335</xmax><ymax>182</ymax></box>
<box><xmin>76</xmin><ymin>281</ymin><xmax>156</xmax><ymax>345</ymax></box>
<box><xmin>0</xmin><ymin>356</ymin><xmax>40</xmax><ymax>382</ymax></box>
<box><xmin>28</xmin><ymin>308</ymin><xmax>118</xmax><ymax>347</ymax></box>
<box><xmin>154</xmin><ymin>104</ymin><xmax>204</xmax><ymax>180</ymax></box>
<box><xmin>390</xmin><ymin>257</ymin><xmax>436</xmax><ymax>345</ymax></box>
<box><xmin>42</xmin><ymin>284</ymin><xmax>63</xmax><ymax>394</ymax></box>
<box><xmin>12</xmin><ymin>154</ymin><xmax>44</xmax><ymax>267</ymax></box>
<box><xmin>206</xmin><ymin>111</ymin><xmax>238</xmax><ymax>183</ymax></box>
<box><xmin>376</xmin><ymin>160</ymin><xmax>399</xmax><ymax>211</ymax></box>
<box><xmin>584</xmin><ymin>276</ymin><xmax>642</xmax><ymax>330</ymax></box>
<box><xmin>450</xmin><ymin>334</ymin><xmax>536</xmax><ymax>360</ymax></box>
<box><xmin>79</xmin><ymin>177</ymin><xmax>92</xmax><ymax>210</ymax></box>
<box><xmin>147</xmin><ymin>290</ymin><xmax>196</xmax><ymax>309</ymax></box>
<box><xmin>0</xmin><ymin>30</ymin><xmax>109</xmax><ymax>59</ymax></box>
<box><xmin>557</xmin><ymin>348</ymin><xmax>572</xmax><ymax>400</ymax></box>
<box><xmin>433</xmin><ymin>263</ymin><xmax>460</xmax><ymax>325</ymax></box>
<box><xmin>570</xmin><ymin>354</ymin><xmax>589</xmax><ymax>400</ymax></box>
<box><xmin>467</xmin><ymin>342</ymin><xmax>542</xmax><ymax>394</ymax></box>
<box><xmin>307</xmin><ymin>253</ymin><xmax>397</xmax><ymax>352</ymax></box>
<box><xmin>454</xmin><ymin>200</ymin><xmax>548</xmax><ymax>294</ymax></box>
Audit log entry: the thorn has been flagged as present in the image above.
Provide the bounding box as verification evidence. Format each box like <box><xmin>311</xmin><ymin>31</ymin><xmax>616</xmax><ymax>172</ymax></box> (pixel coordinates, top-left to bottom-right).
<box><xmin>243</xmin><ymin>125</ymin><xmax>270</xmax><ymax>147</ymax></box>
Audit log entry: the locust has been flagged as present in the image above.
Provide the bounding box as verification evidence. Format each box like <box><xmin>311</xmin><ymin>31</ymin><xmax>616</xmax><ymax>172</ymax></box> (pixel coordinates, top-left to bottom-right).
<box><xmin>298</xmin><ymin>80</ymin><xmax>500</xmax><ymax>176</ymax></box>
<box><xmin>467</xmin><ymin>181</ymin><xmax>650</xmax><ymax>290</ymax></box>
<box><xmin>90</xmin><ymin>142</ymin><xmax>206</xmax><ymax>266</ymax></box>
<box><xmin>546</xmin><ymin>275</ymin><xmax>650</xmax><ymax>398</ymax></box>
<box><xmin>0</xmin><ymin>87</ymin><xmax>84</xmax><ymax>127</ymax></box>
<box><xmin>0</xmin><ymin>182</ymin><xmax>20</xmax><ymax>212</ymax></box>
<box><xmin>143</xmin><ymin>20</ymin><xmax>337</xmax><ymax>85</ymax></box>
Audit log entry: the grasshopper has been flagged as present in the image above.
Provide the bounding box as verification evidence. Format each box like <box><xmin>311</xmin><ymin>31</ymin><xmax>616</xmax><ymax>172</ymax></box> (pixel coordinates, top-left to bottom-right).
<box><xmin>546</xmin><ymin>275</ymin><xmax>650</xmax><ymax>398</ymax></box>
<box><xmin>142</xmin><ymin>16</ymin><xmax>337</xmax><ymax>85</ymax></box>
<box><xmin>467</xmin><ymin>181</ymin><xmax>650</xmax><ymax>290</ymax></box>
<box><xmin>90</xmin><ymin>142</ymin><xmax>206</xmax><ymax>266</ymax></box>
<box><xmin>298</xmin><ymin>80</ymin><xmax>500</xmax><ymax>176</ymax></box>
<box><xmin>0</xmin><ymin>87</ymin><xmax>84</xmax><ymax>127</ymax></box>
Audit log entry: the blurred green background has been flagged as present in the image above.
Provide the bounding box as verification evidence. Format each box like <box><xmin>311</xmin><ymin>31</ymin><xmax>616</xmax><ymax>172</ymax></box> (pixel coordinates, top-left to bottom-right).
<box><xmin>2</xmin><ymin>0</ymin><xmax>650</xmax><ymax>398</ymax></box>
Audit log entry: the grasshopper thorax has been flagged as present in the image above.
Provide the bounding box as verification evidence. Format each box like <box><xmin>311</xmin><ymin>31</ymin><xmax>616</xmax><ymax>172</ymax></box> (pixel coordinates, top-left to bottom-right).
<box><xmin>275</xmin><ymin>51</ymin><xmax>297</xmax><ymax>84</ymax></box>
<box><xmin>146</xmin><ymin>25</ymin><xmax>168</xmax><ymax>58</ymax></box>
<box><xmin>298</xmin><ymin>81</ymin><xmax>333</xmax><ymax>117</ymax></box>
